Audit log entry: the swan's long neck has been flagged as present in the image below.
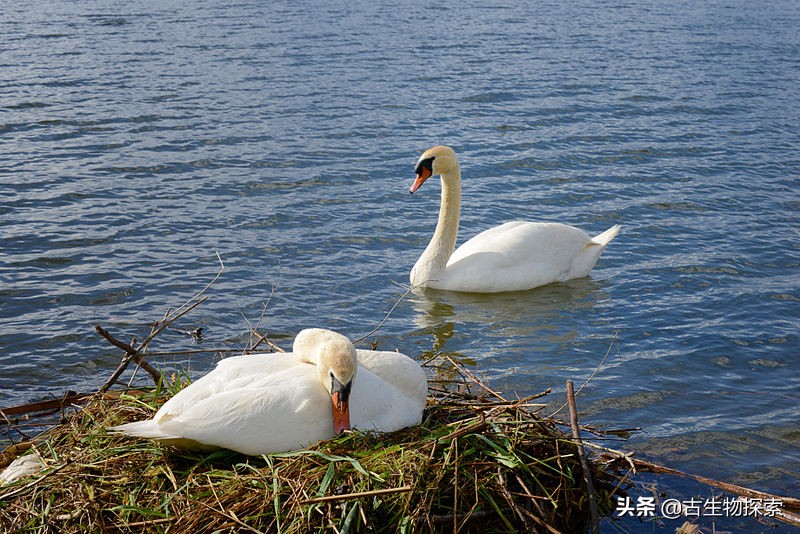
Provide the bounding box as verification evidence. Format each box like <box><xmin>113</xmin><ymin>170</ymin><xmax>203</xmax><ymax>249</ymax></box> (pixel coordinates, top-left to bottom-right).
<box><xmin>411</xmin><ymin>167</ymin><xmax>461</xmax><ymax>287</ymax></box>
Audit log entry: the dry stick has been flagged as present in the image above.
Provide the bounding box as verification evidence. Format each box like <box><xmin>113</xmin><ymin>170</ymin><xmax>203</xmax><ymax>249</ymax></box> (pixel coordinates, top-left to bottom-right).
<box><xmin>96</xmin><ymin>296</ymin><xmax>208</xmax><ymax>393</ymax></box>
<box><xmin>0</xmin><ymin>392</ymin><xmax>90</xmax><ymax>419</ymax></box>
<box><xmin>566</xmin><ymin>380</ymin><xmax>600</xmax><ymax>534</ymax></box>
<box><xmin>122</xmin><ymin>348</ymin><xmax>239</xmax><ymax>357</ymax></box>
<box><xmin>139</xmin><ymin>296</ymin><xmax>210</xmax><ymax>351</ymax></box>
<box><xmin>0</xmin><ymin>390</ymin><xmax>145</xmax><ymax>421</ymax></box>
<box><xmin>247</xmin><ymin>262</ymin><xmax>282</xmax><ymax>351</ymax></box>
<box><xmin>126</xmin><ymin>320</ymin><xmax>164</xmax><ymax>388</ymax></box>
<box><xmin>550</xmin><ymin>331</ymin><xmax>618</xmax><ymax>419</ymax></box>
<box><xmin>435</xmin><ymin>396</ymin><xmax>537</xmax><ymax>444</ymax></box>
<box><xmin>496</xmin><ymin>469</ymin><xmax>539</xmax><ymax>533</ymax></box>
<box><xmin>298</xmin><ymin>485</ymin><xmax>413</xmax><ymax>505</ymax></box>
<box><xmin>443</xmin><ymin>354</ymin><xmax>508</xmax><ymax>402</ymax></box>
<box><xmin>249</xmin><ymin>331</ymin><xmax>286</xmax><ymax>353</ymax></box>
<box><xmin>452</xmin><ymin>437</ymin><xmax>459</xmax><ymax>533</ymax></box>
<box><xmin>441</xmin><ymin>394</ymin><xmax>549</xmax><ymax>410</ymax></box>
<box><xmin>194</xmin><ymin>499</ymin><xmax>266</xmax><ymax>534</ymax></box>
<box><xmin>592</xmin><ymin>439</ymin><xmax>800</xmax><ymax>519</ymax></box>
<box><xmin>607</xmin><ymin>465</ymin><xmax>634</xmax><ymax>501</ymax></box>
<box><xmin>609</xmin><ymin>455</ymin><xmax>800</xmax><ymax>518</ymax></box>
<box><xmin>95</xmin><ymin>326</ymin><xmax>162</xmax><ymax>388</ymax></box>
<box><xmin>430</xmin><ymin>510</ymin><xmax>492</xmax><ymax>525</ymax></box>
<box><xmin>512</xmin><ymin>474</ymin><xmax>562</xmax><ymax>534</ymax></box>
<box><xmin>172</xmin><ymin>252</ymin><xmax>225</xmax><ymax>320</ymax></box>
<box><xmin>352</xmin><ymin>284</ymin><xmax>415</xmax><ymax>344</ymax></box>
<box><xmin>108</xmin><ymin>251</ymin><xmax>225</xmax><ymax>385</ymax></box>
<box><xmin>112</xmin><ymin>518</ymin><xmax>173</xmax><ymax>529</ymax></box>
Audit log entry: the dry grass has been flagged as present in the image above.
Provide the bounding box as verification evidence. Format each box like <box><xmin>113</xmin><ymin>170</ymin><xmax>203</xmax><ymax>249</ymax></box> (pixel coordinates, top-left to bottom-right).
<box><xmin>0</xmin><ymin>357</ymin><xmax>618</xmax><ymax>533</ymax></box>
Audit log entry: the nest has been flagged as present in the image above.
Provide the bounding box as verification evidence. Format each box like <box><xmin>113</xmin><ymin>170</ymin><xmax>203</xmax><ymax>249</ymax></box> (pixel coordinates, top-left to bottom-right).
<box><xmin>0</xmin><ymin>357</ymin><xmax>618</xmax><ymax>533</ymax></box>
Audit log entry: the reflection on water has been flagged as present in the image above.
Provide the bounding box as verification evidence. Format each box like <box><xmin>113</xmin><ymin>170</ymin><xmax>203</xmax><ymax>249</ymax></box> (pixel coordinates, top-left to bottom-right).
<box><xmin>410</xmin><ymin>277</ymin><xmax>607</xmax><ymax>351</ymax></box>
<box><xmin>410</xmin><ymin>278</ymin><xmax>613</xmax><ymax>390</ymax></box>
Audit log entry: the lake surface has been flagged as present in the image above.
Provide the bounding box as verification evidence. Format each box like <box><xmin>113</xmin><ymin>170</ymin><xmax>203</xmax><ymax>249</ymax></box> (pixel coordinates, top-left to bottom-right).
<box><xmin>2</xmin><ymin>0</ymin><xmax>798</xmax><ymax>530</ymax></box>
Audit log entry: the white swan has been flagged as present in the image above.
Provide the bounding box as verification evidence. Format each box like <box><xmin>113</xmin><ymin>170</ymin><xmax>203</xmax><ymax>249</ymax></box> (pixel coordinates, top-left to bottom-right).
<box><xmin>109</xmin><ymin>329</ymin><xmax>427</xmax><ymax>455</ymax></box>
<box><xmin>409</xmin><ymin>145</ymin><xmax>620</xmax><ymax>293</ymax></box>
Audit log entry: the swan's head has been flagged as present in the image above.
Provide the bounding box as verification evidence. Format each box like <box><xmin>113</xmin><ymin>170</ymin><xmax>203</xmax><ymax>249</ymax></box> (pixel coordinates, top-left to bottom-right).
<box><xmin>293</xmin><ymin>328</ymin><xmax>357</xmax><ymax>434</ymax></box>
<box><xmin>410</xmin><ymin>145</ymin><xmax>459</xmax><ymax>193</ymax></box>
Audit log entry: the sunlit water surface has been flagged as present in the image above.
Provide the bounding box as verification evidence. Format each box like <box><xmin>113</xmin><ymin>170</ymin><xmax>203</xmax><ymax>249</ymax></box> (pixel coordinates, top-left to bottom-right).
<box><xmin>2</xmin><ymin>1</ymin><xmax>798</xmax><ymax>530</ymax></box>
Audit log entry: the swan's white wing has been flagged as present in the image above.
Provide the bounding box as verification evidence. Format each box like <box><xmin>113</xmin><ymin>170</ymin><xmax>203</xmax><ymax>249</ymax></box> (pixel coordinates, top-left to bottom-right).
<box><xmin>351</xmin><ymin>350</ymin><xmax>427</xmax><ymax>432</ymax></box>
<box><xmin>438</xmin><ymin>222</ymin><xmax>593</xmax><ymax>292</ymax></box>
<box><xmin>356</xmin><ymin>350</ymin><xmax>427</xmax><ymax>401</ymax></box>
<box><xmin>114</xmin><ymin>353</ymin><xmax>336</xmax><ymax>455</ymax></box>
<box><xmin>157</xmin><ymin>375</ymin><xmax>332</xmax><ymax>455</ymax></box>
<box><xmin>153</xmin><ymin>354</ymin><xmax>300</xmax><ymax>424</ymax></box>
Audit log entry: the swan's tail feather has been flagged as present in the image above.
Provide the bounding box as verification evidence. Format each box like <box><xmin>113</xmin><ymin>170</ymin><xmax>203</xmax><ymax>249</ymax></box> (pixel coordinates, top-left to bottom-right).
<box><xmin>109</xmin><ymin>422</ymin><xmax>220</xmax><ymax>451</ymax></box>
<box><xmin>108</xmin><ymin>421</ymin><xmax>178</xmax><ymax>440</ymax></box>
<box><xmin>591</xmin><ymin>224</ymin><xmax>621</xmax><ymax>247</ymax></box>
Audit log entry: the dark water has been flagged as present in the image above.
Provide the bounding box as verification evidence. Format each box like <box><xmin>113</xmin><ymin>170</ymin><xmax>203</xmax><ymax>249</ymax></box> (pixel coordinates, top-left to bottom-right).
<box><xmin>2</xmin><ymin>0</ymin><xmax>798</xmax><ymax>529</ymax></box>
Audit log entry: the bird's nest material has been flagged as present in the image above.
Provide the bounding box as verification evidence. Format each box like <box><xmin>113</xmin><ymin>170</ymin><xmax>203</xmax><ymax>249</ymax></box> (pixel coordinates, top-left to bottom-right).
<box><xmin>0</xmin><ymin>357</ymin><xmax>619</xmax><ymax>533</ymax></box>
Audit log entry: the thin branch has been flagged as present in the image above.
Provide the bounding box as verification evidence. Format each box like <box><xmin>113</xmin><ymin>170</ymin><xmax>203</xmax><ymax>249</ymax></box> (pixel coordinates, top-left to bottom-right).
<box><xmin>443</xmin><ymin>354</ymin><xmax>508</xmax><ymax>402</ymax></box>
<box><xmin>352</xmin><ymin>284</ymin><xmax>415</xmax><ymax>344</ymax></box>
<box><xmin>95</xmin><ymin>327</ymin><xmax>162</xmax><ymax>390</ymax></box>
<box><xmin>566</xmin><ymin>379</ymin><xmax>600</xmax><ymax>534</ymax></box>
<box><xmin>138</xmin><ymin>296</ymin><xmax>209</xmax><ymax>351</ymax></box>
<box><xmin>248</xmin><ymin>260</ymin><xmax>282</xmax><ymax>351</ymax></box>
<box><xmin>248</xmin><ymin>331</ymin><xmax>286</xmax><ymax>353</ymax></box>
<box><xmin>118</xmin><ymin>348</ymin><xmax>239</xmax><ymax>357</ymax></box>
<box><xmin>96</xmin><ymin>253</ymin><xmax>223</xmax><ymax>393</ymax></box>
<box><xmin>194</xmin><ymin>499</ymin><xmax>266</xmax><ymax>534</ymax></box>
<box><xmin>170</xmin><ymin>252</ymin><xmax>225</xmax><ymax>321</ymax></box>
<box><xmin>429</xmin><ymin>511</ymin><xmax>492</xmax><ymax>525</ymax></box>
<box><xmin>136</xmin><ymin>252</ymin><xmax>223</xmax><ymax>353</ymax></box>
<box><xmin>602</xmin><ymin>453</ymin><xmax>800</xmax><ymax>514</ymax></box>
<box><xmin>299</xmin><ymin>485</ymin><xmax>412</xmax><ymax>505</ymax></box>
<box><xmin>550</xmin><ymin>331</ymin><xmax>618</xmax><ymax>418</ymax></box>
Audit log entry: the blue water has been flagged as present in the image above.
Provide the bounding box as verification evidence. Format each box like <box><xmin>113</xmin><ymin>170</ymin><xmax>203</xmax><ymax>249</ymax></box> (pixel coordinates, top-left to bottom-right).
<box><xmin>2</xmin><ymin>0</ymin><xmax>798</xmax><ymax>528</ymax></box>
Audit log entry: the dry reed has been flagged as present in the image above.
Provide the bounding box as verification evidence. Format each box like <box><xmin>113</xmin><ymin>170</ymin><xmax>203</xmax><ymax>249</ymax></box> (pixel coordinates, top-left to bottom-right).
<box><xmin>0</xmin><ymin>357</ymin><xmax>618</xmax><ymax>533</ymax></box>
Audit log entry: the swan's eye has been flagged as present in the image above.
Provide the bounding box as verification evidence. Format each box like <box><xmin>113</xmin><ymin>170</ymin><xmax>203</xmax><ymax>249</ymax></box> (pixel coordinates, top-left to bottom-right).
<box><xmin>415</xmin><ymin>156</ymin><xmax>434</xmax><ymax>176</ymax></box>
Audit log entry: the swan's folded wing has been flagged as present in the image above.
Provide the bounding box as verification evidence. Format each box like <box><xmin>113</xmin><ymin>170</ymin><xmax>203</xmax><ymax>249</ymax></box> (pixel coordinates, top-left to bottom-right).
<box><xmin>156</xmin><ymin>378</ymin><xmax>333</xmax><ymax>454</ymax></box>
<box><xmin>113</xmin><ymin>352</ymin><xmax>336</xmax><ymax>455</ymax></box>
<box><xmin>442</xmin><ymin>222</ymin><xmax>594</xmax><ymax>292</ymax></box>
<box><xmin>153</xmin><ymin>353</ymin><xmax>300</xmax><ymax>424</ymax></box>
<box><xmin>352</xmin><ymin>350</ymin><xmax>427</xmax><ymax>433</ymax></box>
<box><xmin>355</xmin><ymin>350</ymin><xmax>428</xmax><ymax>402</ymax></box>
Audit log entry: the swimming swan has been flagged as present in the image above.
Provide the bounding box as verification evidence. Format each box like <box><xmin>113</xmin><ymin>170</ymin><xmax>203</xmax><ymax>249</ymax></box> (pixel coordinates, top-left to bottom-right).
<box><xmin>410</xmin><ymin>145</ymin><xmax>620</xmax><ymax>293</ymax></box>
<box><xmin>109</xmin><ymin>328</ymin><xmax>427</xmax><ymax>455</ymax></box>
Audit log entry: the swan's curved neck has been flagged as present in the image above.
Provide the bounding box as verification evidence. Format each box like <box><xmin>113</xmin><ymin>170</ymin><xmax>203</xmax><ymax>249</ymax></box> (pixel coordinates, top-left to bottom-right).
<box><xmin>411</xmin><ymin>167</ymin><xmax>461</xmax><ymax>287</ymax></box>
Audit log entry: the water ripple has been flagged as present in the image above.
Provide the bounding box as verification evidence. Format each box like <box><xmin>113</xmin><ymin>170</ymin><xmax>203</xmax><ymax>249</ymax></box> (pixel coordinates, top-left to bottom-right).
<box><xmin>1</xmin><ymin>0</ymin><xmax>798</xmax><ymax>500</ymax></box>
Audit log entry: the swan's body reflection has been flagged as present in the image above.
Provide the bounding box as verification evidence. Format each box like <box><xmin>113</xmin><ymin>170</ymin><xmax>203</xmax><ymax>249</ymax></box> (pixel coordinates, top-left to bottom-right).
<box><xmin>408</xmin><ymin>278</ymin><xmax>615</xmax><ymax>389</ymax></box>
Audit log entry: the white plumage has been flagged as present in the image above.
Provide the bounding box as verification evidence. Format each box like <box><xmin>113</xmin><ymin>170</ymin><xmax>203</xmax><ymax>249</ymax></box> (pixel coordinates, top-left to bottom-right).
<box><xmin>109</xmin><ymin>329</ymin><xmax>427</xmax><ymax>455</ymax></box>
<box><xmin>410</xmin><ymin>146</ymin><xmax>620</xmax><ymax>293</ymax></box>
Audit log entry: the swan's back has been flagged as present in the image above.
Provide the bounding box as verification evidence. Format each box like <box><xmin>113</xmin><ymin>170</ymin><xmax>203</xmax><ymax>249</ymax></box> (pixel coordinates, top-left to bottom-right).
<box><xmin>111</xmin><ymin>353</ymin><xmax>334</xmax><ymax>455</ymax></box>
<box><xmin>438</xmin><ymin>222</ymin><xmax>619</xmax><ymax>292</ymax></box>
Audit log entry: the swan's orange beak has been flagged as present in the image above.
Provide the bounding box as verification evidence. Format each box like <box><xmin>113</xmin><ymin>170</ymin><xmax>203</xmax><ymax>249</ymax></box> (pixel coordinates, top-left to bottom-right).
<box><xmin>331</xmin><ymin>391</ymin><xmax>350</xmax><ymax>434</ymax></box>
<box><xmin>410</xmin><ymin>165</ymin><xmax>432</xmax><ymax>193</ymax></box>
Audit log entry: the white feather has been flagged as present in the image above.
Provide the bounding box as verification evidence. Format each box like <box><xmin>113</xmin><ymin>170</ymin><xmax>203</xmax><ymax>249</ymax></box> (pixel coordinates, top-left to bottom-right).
<box><xmin>109</xmin><ymin>329</ymin><xmax>427</xmax><ymax>455</ymax></box>
<box><xmin>410</xmin><ymin>146</ymin><xmax>620</xmax><ymax>293</ymax></box>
